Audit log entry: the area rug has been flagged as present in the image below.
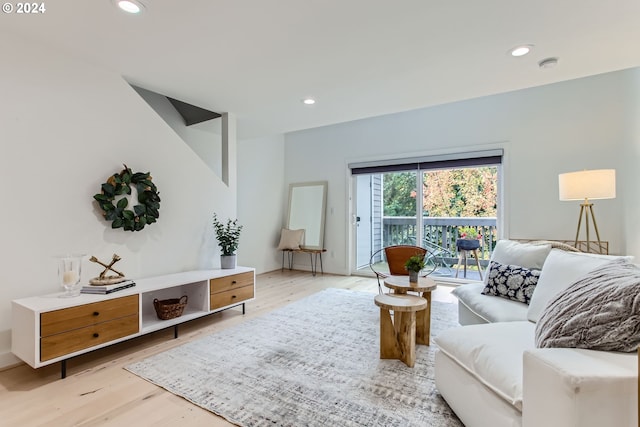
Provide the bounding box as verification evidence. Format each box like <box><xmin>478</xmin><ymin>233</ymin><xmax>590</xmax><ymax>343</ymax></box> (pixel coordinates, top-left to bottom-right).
<box><xmin>126</xmin><ymin>288</ymin><xmax>462</xmax><ymax>426</ymax></box>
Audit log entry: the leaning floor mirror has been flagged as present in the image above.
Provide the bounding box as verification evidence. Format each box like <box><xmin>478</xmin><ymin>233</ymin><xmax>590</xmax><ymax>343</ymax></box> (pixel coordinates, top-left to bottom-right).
<box><xmin>286</xmin><ymin>181</ymin><xmax>328</xmax><ymax>250</ymax></box>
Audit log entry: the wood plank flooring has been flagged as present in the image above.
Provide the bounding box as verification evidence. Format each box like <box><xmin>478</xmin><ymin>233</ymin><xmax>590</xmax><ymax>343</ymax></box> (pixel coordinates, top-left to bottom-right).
<box><xmin>0</xmin><ymin>270</ymin><xmax>457</xmax><ymax>426</ymax></box>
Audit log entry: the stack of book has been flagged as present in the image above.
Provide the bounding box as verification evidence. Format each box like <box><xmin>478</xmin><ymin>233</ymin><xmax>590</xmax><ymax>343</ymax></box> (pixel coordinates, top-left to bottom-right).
<box><xmin>80</xmin><ymin>280</ymin><xmax>136</xmax><ymax>295</ymax></box>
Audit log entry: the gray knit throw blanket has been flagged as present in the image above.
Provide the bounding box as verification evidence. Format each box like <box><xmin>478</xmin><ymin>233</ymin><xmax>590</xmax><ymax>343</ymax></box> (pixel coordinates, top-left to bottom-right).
<box><xmin>536</xmin><ymin>258</ymin><xmax>640</xmax><ymax>352</ymax></box>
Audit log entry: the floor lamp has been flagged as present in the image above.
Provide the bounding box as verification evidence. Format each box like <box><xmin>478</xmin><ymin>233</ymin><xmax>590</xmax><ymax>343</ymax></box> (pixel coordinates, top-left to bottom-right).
<box><xmin>558</xmin><ymin>169</ymin><xmax>616</xmax><ymax>254</ymax></box>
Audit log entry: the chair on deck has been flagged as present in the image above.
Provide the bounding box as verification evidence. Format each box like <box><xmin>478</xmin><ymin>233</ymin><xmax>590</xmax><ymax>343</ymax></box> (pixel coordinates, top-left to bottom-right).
<box><xmin>407</xmin><ymin>238</ymin><xmax>457</xmax><ymax>277</ymax></box>
<box><xmin>369</xmin><ymin>245</ymin><xmax>436</xmax><ymax>294</ymax></box>
<box><xmin>421</xmin><ymin>240</ymin><xmax>457</xmax><ymax>277</ymax></box>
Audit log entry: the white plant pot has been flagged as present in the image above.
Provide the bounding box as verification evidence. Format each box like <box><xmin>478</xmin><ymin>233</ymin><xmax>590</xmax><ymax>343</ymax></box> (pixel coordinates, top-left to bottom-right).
<box><xmin>220</xmin><ymin>254</ymin><xmax>237</xmax><ymax>269</ymax></box>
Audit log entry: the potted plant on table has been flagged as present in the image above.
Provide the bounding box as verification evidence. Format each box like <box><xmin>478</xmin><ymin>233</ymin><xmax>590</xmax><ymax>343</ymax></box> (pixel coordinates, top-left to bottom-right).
<box><xmin>404</xmin><ymin>254</ymin><xmax>426</xmax><ymax>283</ymax></box>
<box><xmin>457</xmin><ymin>226</ymin><xmax>482</xmax><ymax>251</ymax></box>
<box><xmin>212</xmin><ymin>213</ymin><xmax>243</xmax><ymax>269</ymax></box>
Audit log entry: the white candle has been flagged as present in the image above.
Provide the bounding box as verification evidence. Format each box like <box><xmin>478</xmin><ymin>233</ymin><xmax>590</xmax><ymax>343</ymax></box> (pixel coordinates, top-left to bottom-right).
<box><xmin>62</xmin><ymin>270</ymin><xmax>78</xmax><ymax>285</ymax></box>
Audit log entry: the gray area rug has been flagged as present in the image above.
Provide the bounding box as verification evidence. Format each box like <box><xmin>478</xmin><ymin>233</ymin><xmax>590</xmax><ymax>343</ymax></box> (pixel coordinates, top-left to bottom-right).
<box><xmin>126</xmin><ymin>288</ymin><xmax>463</xmax><ymax>426</ymax></box>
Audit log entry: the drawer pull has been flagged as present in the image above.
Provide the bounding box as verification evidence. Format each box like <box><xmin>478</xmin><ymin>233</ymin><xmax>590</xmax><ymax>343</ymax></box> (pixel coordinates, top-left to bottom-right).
<box><xmin>92</xmin><ymin>333</ymin><xmax>99</xmax><ymax>338</ymax></box>
<box><xmin>231</xmin><ymin>295</ymin><xmax>237</xmax><ymax>299</ymax></box>
<box><xmin>93</xmin><ymin>312</ymin><xmax>100</xmax><ymax>316</ymax></box>
<box><xmin>232</xmin><ymin>280</ymin><xmax>237</xmax><ymax>284</ymax></box>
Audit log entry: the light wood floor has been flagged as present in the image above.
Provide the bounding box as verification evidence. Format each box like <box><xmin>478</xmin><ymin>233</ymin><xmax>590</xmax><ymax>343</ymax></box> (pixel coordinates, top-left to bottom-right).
<box><xmin>0</xmin><ymin>270</ymin><xmax>457</xmax><ymax>426</ymax></box>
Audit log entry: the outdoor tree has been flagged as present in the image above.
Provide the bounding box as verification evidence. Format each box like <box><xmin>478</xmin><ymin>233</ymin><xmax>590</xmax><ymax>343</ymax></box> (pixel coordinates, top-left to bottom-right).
<box><xmin>423</xmin><ymin>167</ymin><xmax>497</xmax><ymax>217</ymax></box>
<box><xmin>382</xmin><ymin>172</ymin><xmax>417</xmax><ymax>216</ymax></box>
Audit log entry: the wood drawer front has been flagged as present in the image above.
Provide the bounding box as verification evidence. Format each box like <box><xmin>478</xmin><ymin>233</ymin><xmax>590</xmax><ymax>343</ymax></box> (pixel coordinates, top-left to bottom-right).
<box><xmin>210</xmin><ymin>272</ymin><xmax>254</xmax><ymax>294</ymax></box>
<box><xmin>210</xmin><ymin>285</ymin><xmax>254</xmax><ymax>310</ymax></box>
<box><xmin>40</xmin><ymin>295</ymin><xmax>139</xmax><ymax>337</ymax></box>
<box><xmin>40</xmin><ymin>314</ymin><xmax>139</xmax><ymax>361</ymax></box>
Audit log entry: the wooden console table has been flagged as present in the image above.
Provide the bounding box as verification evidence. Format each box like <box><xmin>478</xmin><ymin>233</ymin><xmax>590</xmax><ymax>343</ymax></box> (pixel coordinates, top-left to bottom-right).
<box><xmin>281</xmin><ymin>248</ymin><xmax>326</xmax><ymax>276</ymax></box>
<box><xmin>12</xmin><ymin>267</ymin><xmax>255</xmax><ymax>378</ymax></box>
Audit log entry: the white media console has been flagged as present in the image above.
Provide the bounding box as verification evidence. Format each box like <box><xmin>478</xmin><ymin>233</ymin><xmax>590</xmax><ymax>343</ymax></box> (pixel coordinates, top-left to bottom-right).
<box><xmin>12</xmin><ymin>267</ymin><xmax>255</xmax><ymax>378</ymax></box>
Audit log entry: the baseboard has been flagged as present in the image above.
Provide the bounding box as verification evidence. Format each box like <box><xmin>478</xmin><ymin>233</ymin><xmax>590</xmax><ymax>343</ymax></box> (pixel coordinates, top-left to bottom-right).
<box><xmin>0</xmin><ymin>351</ymin><xmax>22</xmax><ymax>371</ymax></box>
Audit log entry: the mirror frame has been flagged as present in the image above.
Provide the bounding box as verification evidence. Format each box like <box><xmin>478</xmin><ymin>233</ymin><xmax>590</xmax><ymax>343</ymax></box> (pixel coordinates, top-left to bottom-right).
<box><xmin>286</xmin><ymin>181</ymin><xmax>328</xmax><ymax>250</ymax></box>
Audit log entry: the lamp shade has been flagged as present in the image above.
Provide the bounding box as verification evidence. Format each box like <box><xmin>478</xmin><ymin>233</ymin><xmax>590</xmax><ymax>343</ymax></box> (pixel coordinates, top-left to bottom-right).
<box><xmin>558</xmin><ymin>169</ymin><xmax>616</xmax><ymax>201</ymax></box>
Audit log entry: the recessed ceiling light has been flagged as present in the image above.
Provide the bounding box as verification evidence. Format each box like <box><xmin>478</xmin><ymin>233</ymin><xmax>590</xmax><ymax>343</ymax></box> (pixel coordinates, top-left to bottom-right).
<box><xmin>509</xmin><ymin>45</ymin><xmax>534</xmax><ymax>57</ymax></box>
<box><xmin>114</xmin><ymin>0</ymin><xmax>145</xmax><ymax>14</ymax></box>
<box><xmin>539</xmin><ymin>57</ymin><xmax>559</xmax><ymax>69</ymax></box>
<box><xmin>302</xmin><ymin>98</ymin><xmax>316</xmax><ymax>105</ymax></box>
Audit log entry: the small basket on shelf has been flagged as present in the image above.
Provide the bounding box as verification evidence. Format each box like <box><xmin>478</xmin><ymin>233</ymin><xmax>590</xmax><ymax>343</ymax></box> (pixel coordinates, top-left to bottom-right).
<box><xmin>153</xmin><ymin>295</ymin><xmax>188</xmax><ymax>320</ymax></box>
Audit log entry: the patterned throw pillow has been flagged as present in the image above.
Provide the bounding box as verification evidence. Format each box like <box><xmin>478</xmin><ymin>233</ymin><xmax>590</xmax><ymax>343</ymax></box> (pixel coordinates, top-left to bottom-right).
<box><xmin>481</xmin><ymin>261</ymin><xmax>541</xmax><ymax>304</ymax></box>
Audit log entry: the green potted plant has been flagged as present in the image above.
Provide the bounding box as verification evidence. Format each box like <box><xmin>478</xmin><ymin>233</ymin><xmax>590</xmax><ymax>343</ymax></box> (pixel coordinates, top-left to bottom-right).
<box><xmin>404</xmin><ymin>254</ymin><xmax>426</xmax><ymax>282</ymax></box>
<box><xmin>457</xmin><ymin>226</ymin><xmax>481</xmax><ymax>251</ymax></box>
<box><xmin>212</xmin><ymin>213</ymin><xmax>243</xmax><ymax>269</ymax></box>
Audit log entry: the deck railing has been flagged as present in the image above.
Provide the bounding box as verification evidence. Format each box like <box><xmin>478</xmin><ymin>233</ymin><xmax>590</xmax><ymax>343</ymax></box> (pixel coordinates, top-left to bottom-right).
<box><xmin>383</xmin><ymin>216</ymin><xmax>497</xmax><ymax>261</ymax></box>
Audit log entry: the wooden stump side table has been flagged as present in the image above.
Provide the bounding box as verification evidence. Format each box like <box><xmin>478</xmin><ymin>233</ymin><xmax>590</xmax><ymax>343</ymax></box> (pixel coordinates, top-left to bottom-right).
<box><xmin>383</xmin><ymin>275</ymin><xmax>437</xmax><ymax>346</ymax></box>
<box><xmin>374</xmin><ymin>293</ymin><xmax>427</xmax><ymax>367</ymax></box>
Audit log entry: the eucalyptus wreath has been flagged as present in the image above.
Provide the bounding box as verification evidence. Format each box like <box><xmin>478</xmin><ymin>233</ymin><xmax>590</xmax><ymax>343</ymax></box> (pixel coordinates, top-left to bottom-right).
<box><xmin>93</xmin><ymin>164</ymin><xmax>161</xmax><ymax>232</ymax></box>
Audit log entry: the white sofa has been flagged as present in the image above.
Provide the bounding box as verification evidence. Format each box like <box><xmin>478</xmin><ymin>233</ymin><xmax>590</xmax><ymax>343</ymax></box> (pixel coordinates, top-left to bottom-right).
<box><xmin>434</xmin><ymin>242</ymin><xmax>639</xmax><ymax>427</ymax></box>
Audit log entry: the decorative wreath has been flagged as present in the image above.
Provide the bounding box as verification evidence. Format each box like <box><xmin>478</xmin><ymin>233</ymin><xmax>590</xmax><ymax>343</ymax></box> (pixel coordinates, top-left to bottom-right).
<box><xmin>93</xmin><ymin>164</ymin><xmax>161</xmax><ymax>232</ymax></box>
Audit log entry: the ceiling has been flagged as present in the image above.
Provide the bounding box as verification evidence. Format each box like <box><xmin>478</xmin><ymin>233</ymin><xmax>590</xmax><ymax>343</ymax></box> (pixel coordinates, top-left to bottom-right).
<box><xmin>4</xmin><ymin>1</ymin><xmax>640</xmax><ymax>139</ymax></box>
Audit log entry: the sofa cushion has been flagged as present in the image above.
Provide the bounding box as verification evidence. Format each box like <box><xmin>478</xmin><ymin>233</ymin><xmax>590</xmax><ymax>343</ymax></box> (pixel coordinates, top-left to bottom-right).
<box><xmin>482</xmin><ymin>240</ymin><xmax>551</xmax><ymax>288</ymax></box>
<box><xmin>487</xmin><ymin>240</ymin><xmax>551</xmax><ymax>270</ymax></box>
<box><xmin>435</xmin><ymin>321</ymin><xmax>536</xmax><ymax>411</ymax></box>
<box><xmin>527</xmin><ymin>250</ymin><xmax>633</xmax><ymax>323</ymax></box>
<box><xmin>453</xmin><ymin>282</ymin><xmax>529</xmax><ymax>323</ymax></box>
<box><xmin>482</xmin><ymin>261</ymin><xmax>540</xmax><ymax>304</ymax></box>
<box><xmin>535</xmin><ymin>258</ymin><xmax>640</xmax><ymax>352</ymax></box>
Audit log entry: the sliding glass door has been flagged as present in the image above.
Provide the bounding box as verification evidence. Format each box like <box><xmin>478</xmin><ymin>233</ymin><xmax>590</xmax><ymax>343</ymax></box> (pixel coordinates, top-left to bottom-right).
<box><xmin>351</xmin><ymin>152</ymin><xmax>501</xmax><ymax>276</ymax></box>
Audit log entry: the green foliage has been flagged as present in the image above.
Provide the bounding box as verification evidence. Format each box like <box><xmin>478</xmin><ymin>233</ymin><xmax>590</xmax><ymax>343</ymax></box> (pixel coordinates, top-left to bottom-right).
<box><xmin>212</xmin><ymin>213</ymin><xmax>243</xmax><ymax>255</ymax></box>
<box><xmin>423</xmin><ymin>167</ymin><xmax>497</xmax><ymax>217</ymax></box>
<box><xmin>93</xmin><ymin>164</ymin><xmax>161</xmax><ymax>232</ymax></box>
<box><xmin>404</xmin><ymin>254</ymin><xmax>426</xmax><ymax>272</ymax></box>
<box><xmin>382</xmin><ymin>168</ymin><xmax>497</xmax><ymax>218</ymax></box>
<box><xmin>383</xmin><ymin>172</ymin><xmax>417</xmax><ymax>216</ymax></box>
<box><xmin>458</xmin><ymin>226</ymin><xmax>480</xmax><ymax>239</ymax></box>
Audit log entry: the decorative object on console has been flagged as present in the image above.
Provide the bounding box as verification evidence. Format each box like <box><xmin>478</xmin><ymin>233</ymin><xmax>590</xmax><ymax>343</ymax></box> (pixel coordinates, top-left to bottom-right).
<box><xmin>57</xmin><ymin>254</ymin><xmax>84</xmax><ymax>297</ymax></box>
<box><xmin>81</xmin><ymin>280</ymin><xmax>135</xmax><ymax>294</ymax></box>
<box><xmin>558</xmin><ymin>169</ymin><xmax>615</xmax><ymax>254</ymax></box>
<box><xmin>153</xmin><ymin>295</ymin><xmax>188</xmax><ymax>320</ymax></box>
<box><xmin>93</xmin><ymin>164</ymin><xmax>161</xmax><ymax>232</ymax></box>
<box><xmin>89</xmin><ymin>254</ymin><xmax>127</xmax><ymax>285</ymax></box>
<box><xmin>212</xmin><ymin>213</ymin><xmax>243</xmax><ymax>269</ymax></box>
<box><xmin>404</xmin><ymin>254</ymin><xmax>427</xmax><ymax>282</ymax></box>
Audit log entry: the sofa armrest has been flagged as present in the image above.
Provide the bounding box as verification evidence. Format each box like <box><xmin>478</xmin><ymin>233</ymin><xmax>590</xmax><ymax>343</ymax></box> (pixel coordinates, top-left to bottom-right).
<box><xmin>523</xmin><ymin>348</ymin><xmax>637</xmax><ymax>427</ymax></box>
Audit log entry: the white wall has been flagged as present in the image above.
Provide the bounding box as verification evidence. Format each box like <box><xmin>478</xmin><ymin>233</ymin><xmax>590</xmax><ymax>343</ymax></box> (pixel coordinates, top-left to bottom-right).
<box><xmin>621</xmin><ymin>69</ymin><xmax>640</xmax><ymax>257</ymax></box>
<box><xmin>132</xmin><ymin>86</ymin><xmax>223</xmax><ymax>178</ymax></box>
<box><xmin>0</xmin><ymin>36</ymin><xmax>237</xmax><ymax>366</ymax></box>
<box><xmin>284</xmin><ymin>68</ymin><xmax>640</xmax><ymax>274</ymax></box>
<box><xmin>237</xmin><ymin>135</ymin><xmax>286</xmax><ymax>273</ymax></box>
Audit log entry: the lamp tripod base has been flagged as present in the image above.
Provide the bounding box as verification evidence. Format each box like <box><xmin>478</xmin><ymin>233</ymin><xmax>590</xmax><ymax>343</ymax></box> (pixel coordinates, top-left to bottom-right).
<box><xmin>574</xmin><ymin>201</ymin><xmax>605</xmax><ymax>254</ymax></box>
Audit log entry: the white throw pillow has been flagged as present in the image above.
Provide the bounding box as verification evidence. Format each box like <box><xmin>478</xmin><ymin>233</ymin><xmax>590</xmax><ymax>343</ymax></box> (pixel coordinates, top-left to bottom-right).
<box><xmin>276</xmin><ymin>228</ymin><xmax>305</xmax><ymax>250</ymax></box>
<box><xmin>526</xmin><ymin>249</ymin><xmax>634</xmax><ymax>323</ymax></box>
<box><xmin>489</xmin><ymin>240</ymin><xmax>552</xmax><ymax>269</ymax></box>
<box><xmin>481</xmin><ymin>240</ymin><xmax>552</xmax><ymax>287</ymax></box>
